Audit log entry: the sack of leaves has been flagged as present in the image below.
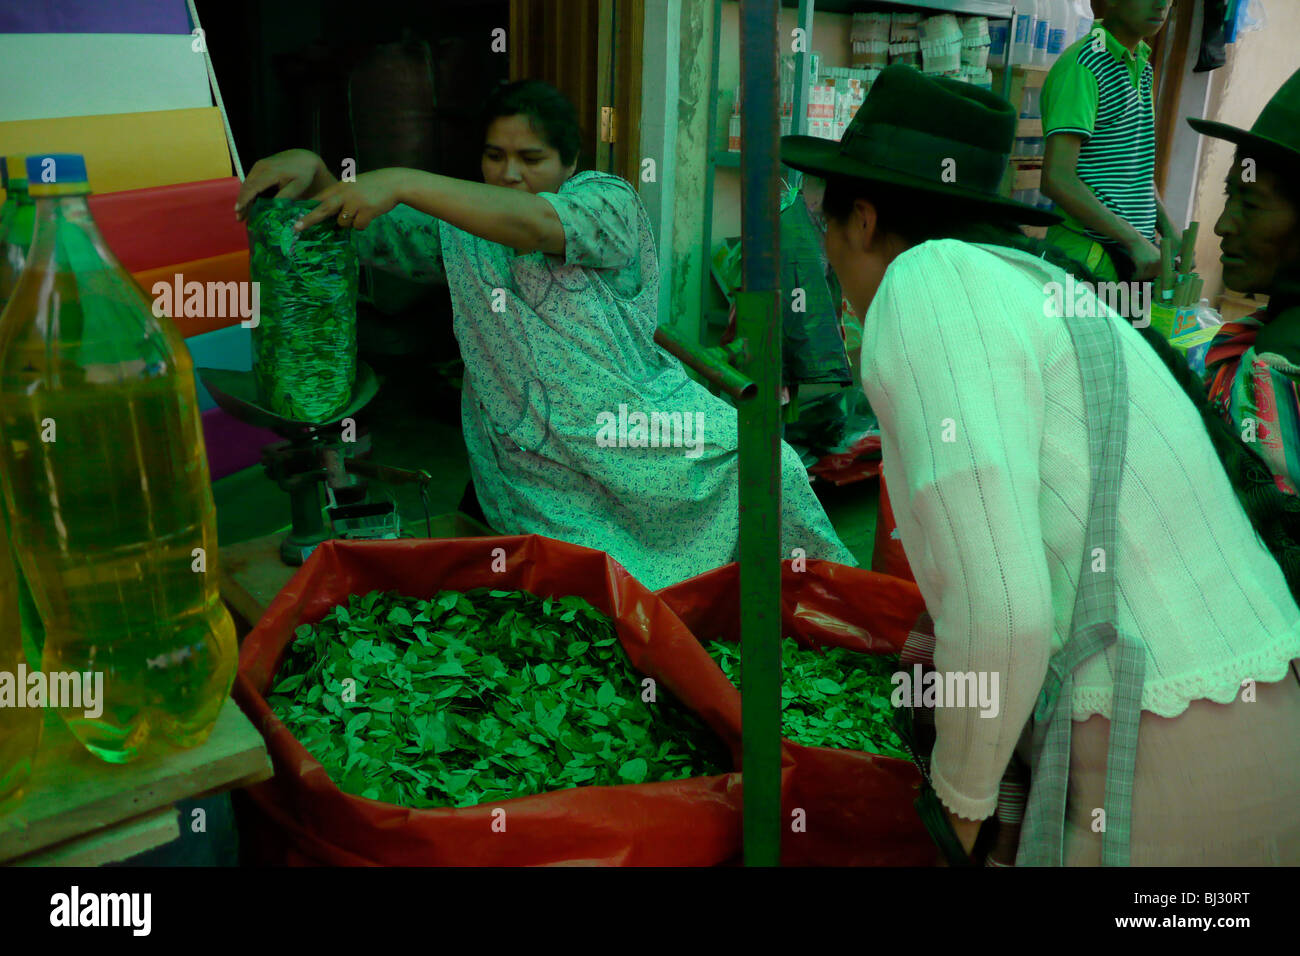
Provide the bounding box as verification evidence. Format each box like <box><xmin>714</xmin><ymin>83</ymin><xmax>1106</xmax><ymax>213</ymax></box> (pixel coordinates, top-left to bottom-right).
<box><xmin>656</xmin><ymin>559</ymin><xmax>935</xmax><ymax>866</ymax></box>
<box><xmin>245</xmin><ymin>197</ymin><xmax>358</xmax><ymax>423</ymax></box>
<box><xmin>233</xmin><ymin>536</ymin><xmax>762</xmax><ymax>866</ymax></box>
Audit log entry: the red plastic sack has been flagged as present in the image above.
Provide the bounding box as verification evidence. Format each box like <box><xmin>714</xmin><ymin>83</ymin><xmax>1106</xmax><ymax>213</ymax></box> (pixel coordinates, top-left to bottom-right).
<box><xmin>656</xmin><ymin>560</ymin><xmax>935</xmax><ymax>866</ymax></box>
<box><xmin>872</xmin><ymin>474</ymin><xmax>916</xmax><ymax>583</ymax></box>
<box><xmin>233</xmin><ymin>536</ymin><xmax>777</xmax><ymax>866</ymax></box>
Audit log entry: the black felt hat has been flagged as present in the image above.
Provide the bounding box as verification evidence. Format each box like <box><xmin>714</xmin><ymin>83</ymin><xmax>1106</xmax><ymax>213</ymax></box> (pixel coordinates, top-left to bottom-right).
<box><xmin>1188</xmin><ymin>67</ymin><xmax>1300</xmax><ymax>172</ymax></box>
<box><xmin>780</xmin><ymin>64</ymin><xmax>1061</xmax><ymax>227</ymax></box>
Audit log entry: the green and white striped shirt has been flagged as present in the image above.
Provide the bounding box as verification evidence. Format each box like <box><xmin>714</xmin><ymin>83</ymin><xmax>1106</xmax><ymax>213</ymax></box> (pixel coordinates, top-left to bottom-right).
<box><xmin>1042</xmin><ymin>26</ymin><xmax>1157</xmax><ymax>243</ymax></box>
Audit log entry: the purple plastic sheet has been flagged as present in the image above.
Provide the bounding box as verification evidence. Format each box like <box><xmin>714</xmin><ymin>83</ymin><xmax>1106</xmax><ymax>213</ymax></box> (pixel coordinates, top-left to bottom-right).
<box><xmin>0</xmin><ymin>0</ymin><xmax>192</xmax><ymax>34</ymax></box>
<box><xmin>201</xmin><ymin>408</ymin><xmax>280</xmax><ymax>482</ymax></box>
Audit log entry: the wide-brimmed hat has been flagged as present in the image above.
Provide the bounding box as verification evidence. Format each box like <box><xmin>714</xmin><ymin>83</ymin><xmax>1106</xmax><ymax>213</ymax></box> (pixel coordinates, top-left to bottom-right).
<box><xmin>1188</xmin><ymin>67</ymin><xmax>1300</xmax><ymax>172</ymax></box>
<box><xmin>781</xmin><ymin>65</ymin><xmax>1060</xmax><ymax>227</ymax></box>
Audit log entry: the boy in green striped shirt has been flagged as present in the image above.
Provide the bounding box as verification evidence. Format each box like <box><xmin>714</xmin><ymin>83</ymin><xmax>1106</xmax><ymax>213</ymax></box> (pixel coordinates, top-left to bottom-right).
<box><xmin>1041</xmin><ymin>0</ymin><xmax>1176</xmax><ymax>281</ymax></box>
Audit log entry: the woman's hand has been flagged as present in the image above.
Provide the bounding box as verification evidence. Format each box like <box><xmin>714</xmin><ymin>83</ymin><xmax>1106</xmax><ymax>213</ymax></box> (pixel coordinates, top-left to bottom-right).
<box><xmin>292</xmin><ymin>170</ymin><xmax>410</xmax><ymax>232</ymax></box>
<box><xmin>234</xmin><ymin>149</ymin><xmax>327</xmax><ymax>221</ymax></box>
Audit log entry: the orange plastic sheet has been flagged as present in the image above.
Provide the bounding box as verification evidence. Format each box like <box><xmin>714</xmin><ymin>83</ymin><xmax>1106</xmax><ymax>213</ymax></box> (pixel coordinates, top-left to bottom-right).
<box><xmin>133</xmin><ymin>250</ymin><xmax>251</xmax><ymax>338</ymax></box>
<box><xmin>656</xmin><ymin>560</ymin><xmax>936</xmax><ymax>866</ymax></box>
<box><xmin>233</xmin><ymin>535</ymin><xmax>795</xmax><ymax>866</ymax></box>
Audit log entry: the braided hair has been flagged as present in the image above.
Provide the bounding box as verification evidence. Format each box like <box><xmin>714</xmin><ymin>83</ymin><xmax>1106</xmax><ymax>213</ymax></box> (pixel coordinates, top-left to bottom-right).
<box><xmin>822</xmin><ymin>176</ymin><xmax>1300</xmax><ymax>600</ymax></box>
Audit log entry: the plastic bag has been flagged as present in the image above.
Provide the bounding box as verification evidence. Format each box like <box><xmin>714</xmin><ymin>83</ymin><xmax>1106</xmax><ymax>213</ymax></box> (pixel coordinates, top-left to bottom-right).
<box><xmin>233</xmin><ymin>536</ymin><xmax>765</xmax><ymax>866</ymax></box>
<box><xmin>657</xmin><ymin>559</ymin><xmax>935</xmax><ymax>865</ymax></box>
<box><xmin>245</xmin><ymin>197</ymin><xmax>357</xmax><ymax>423</ymax></box>
<box><xmin>872</xmin><ymin>475</ymin><xmax>916</xmax><ymax>583</ymax></box>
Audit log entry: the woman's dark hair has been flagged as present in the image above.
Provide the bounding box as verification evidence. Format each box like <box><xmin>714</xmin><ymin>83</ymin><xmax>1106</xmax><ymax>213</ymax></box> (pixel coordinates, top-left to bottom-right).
<box><xmin>481</xmin><ymin>79</ymin><xmax>582</xmax><ymax>168</ymax></box>
<box><xmin>822</xmin><ymin>175</ymin><xmax>1300</xmax><ymax>599</ymax></box>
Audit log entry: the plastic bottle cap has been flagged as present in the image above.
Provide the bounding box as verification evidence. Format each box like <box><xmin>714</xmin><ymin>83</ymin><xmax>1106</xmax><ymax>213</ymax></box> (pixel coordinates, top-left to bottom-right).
<box><xmin>26</xmin><ymin>153</ymin><xmax>89</xmax><ymax>196</ymax></box>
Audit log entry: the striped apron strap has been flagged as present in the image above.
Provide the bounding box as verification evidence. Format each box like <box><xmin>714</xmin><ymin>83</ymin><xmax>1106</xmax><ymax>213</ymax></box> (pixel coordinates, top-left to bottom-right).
<box><xmin>1016</xmin><ymin>305</ymin><xmax>1146</xmax><ymax>867</ymax></box>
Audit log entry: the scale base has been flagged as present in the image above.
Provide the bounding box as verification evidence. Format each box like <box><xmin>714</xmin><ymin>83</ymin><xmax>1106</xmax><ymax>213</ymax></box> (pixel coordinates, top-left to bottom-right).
<box><xmin>280</xmin><ymin>528</ymin><xmax>331</xmax><ymax>567</ymax></box>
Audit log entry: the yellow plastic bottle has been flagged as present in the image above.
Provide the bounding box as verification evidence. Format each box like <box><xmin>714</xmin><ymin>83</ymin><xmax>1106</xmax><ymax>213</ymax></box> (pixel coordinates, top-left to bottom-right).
<box><xmin>0</xmin><ymin>154</ymin><xmax>236</xmax><ymax>764</ymax></box>
<box><xmin>0</xmin><ymin>505</ymin><xmax>41</xmax><ymax>807</ymax></box>
<box><xmin>0</xmin><ymin>153</ymin><xmax>50</xmax><ymax>672</ymax></box>
<box><xmin>0</xmin><ymin>154</ymin><xmax>44</xmax><ymax>806</ymax></box>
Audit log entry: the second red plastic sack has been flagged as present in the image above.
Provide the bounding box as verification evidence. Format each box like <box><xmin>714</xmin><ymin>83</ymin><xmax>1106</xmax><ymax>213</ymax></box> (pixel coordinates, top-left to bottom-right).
<box><xmin>657</xmin><ymin>559</ymin><xmax>935</xmax><ymax>866</ymax></box>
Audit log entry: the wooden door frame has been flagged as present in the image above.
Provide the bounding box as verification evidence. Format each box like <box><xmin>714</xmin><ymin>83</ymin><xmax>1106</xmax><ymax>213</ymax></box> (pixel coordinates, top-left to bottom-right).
<box><xmin>610</xmin><ymin>0</ymin><xmax>644</xmax><ymax>181</ymax></box>
<box><xmin>508</xmin><ymin>0</ymin><xmax>642</xmax><ymax>181</ymax></box>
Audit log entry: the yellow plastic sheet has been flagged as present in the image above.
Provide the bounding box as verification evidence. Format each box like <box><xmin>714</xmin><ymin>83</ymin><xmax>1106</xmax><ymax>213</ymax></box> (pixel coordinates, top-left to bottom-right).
<box><xmin>0</xmin><ymin>108</ymin><xmax>230</xmax><ymax>200</ymax></box>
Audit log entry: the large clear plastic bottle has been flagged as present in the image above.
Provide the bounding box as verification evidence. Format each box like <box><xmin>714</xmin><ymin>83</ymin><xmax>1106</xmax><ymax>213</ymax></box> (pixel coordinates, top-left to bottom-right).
<box><xmin>0</xmin><ymin>155</ymin><xmax>43</xmax><ymax>806</ymax></box>
<box><xmin>0</xmin><ymin>155</ymin><xmax>48</xmax><ymax>674</ymax></box>
<box><xmin>0</xmin><ymin>154</ymin><xmax>237</xmax><ymax>764</ymax></box>
<box><xmin>0</xmin><ymin>504</ymin><xmax>40</xmax><ymax>807</ymax></box>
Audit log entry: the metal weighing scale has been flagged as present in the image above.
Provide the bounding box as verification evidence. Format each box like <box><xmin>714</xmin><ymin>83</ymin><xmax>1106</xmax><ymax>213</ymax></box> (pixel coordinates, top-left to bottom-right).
<box><xmin>199</xmin><ymin>363</ymin><xmax>436</xmax><ymax>566</ymax></box>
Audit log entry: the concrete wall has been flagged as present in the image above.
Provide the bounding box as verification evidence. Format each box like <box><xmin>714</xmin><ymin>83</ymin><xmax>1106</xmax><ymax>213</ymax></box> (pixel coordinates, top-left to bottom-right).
<box><xmin>1188</xmin><ymin>5</ymin><xmax>1300</xmax><ymax>303</ymax></box>
<box><xmin>667</xmin><ymin>0</ymin><xmax>714</xmax><ymax>342</ymax></box>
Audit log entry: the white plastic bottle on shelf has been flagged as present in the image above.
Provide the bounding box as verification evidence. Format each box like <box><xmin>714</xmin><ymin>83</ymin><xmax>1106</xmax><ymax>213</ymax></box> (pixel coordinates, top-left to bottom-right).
<box><xmin>1031</xmin><ymin>0</ymin><xmax>1051</xmax><ymax>65</ymax></box>
<box><xmin>1073</xmin><ymin>0</ymin><xmax>1095</xmax><ymax>44</ymax></box>
<box><xmin>1046</xmin><ymin>0</ymin><xmax>1072</xmax><ymax>64</ymax></box>
<box><xmin>1011</xmin><ymin>2</ymin><xmax>1039</xmax><ymax>65</ymax></box>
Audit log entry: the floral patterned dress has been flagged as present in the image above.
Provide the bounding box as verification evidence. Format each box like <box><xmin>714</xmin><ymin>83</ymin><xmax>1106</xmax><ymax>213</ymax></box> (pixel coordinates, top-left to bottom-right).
<box><xmin>353</xmin><ymin>170</ymin><xmax>856</xmax><ymax>588</ymax></box>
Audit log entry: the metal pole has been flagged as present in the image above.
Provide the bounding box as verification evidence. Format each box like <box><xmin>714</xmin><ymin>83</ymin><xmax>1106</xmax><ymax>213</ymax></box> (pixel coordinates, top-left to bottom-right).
<box><xmin>1000</xmin><ymin>8</ymin><xmax>1016</xmax><ymax>102</ymax></box>
<box><xmin>737</xmin><ymin>0</ymin><xmax>783</xmax><ymax>868</ymax></box>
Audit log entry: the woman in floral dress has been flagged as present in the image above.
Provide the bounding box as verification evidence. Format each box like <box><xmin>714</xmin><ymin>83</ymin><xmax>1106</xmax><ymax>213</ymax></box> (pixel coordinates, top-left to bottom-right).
<box><xmin>235</xmin><ymin>80</ymin><xmax>855</xmax><ymax>589</ymax></box>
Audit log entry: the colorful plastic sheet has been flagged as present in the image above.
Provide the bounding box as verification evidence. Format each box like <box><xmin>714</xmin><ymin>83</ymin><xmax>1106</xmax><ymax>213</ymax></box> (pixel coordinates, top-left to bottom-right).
<box><xmin>89</xmin><ymin>178</ymin><xmax>246</xmax><ymax>273</ymax></box>
<box><xmin>0</xmin><ymin>0</ymin><xmax>192</xmax><ymax>33</ymax></box>
<box><xmin>0</xmin><ymin>109</ymin><xmax>230</xmax><ymax>197</ymax></box>
<box><xmin>0</xmin><ymin>35</ymin><xmax>210</xmax><ymax>122</ymax></box>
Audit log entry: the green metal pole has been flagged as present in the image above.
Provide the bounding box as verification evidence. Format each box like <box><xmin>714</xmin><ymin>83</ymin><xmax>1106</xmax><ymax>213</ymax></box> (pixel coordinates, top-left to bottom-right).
<box><xmin>737</xmin><ymin>0</ymin><xmax>783</xmax><ymax>868</ymax></box>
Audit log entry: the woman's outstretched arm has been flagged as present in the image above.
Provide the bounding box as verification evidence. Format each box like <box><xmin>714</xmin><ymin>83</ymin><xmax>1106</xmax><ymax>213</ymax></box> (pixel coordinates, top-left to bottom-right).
<box><xmin>294</xmin><ymin>169</ymin><xmax>565</xmax><ymax>255</ymax></box>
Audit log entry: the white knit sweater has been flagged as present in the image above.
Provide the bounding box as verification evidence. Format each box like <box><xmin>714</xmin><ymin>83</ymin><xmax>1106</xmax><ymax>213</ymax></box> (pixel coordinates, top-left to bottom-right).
<box><xmin>861</xmin><ymin>239</ymin><xmax>1300</xmax><ymax>821</ymax></box>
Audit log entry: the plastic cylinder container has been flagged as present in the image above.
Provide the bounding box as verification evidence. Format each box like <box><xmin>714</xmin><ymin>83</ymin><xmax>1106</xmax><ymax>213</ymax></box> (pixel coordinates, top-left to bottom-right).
<box><xmin>0</xmin><ymin>154</ymin><xmax>237</xmax><ymax>764</ymax></box>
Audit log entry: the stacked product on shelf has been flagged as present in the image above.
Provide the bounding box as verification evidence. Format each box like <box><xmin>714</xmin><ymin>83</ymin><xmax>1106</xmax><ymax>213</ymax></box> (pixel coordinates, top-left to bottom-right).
<box><xmin>821</xmin><ymin>68</ymin><xmax>870</xmax><ymax>141</ymax></box>
<box><xmin>1011</xmin><ymin>0</ymin><xmax>1039</xmax><ymax>65</ymax></box>
<box><xmin>918</xmin><ymin>14</ymin><xmax>963</xmax><ymax>78</ymax></box>
<box><xmin>851</xmin><ymin>12</ymin><xmax>891</xmax><ymax>69</ymax></box>
<box><xmin>959</xmin><ymin>16</ymin><xmax>993</xmax><ymax>88</ymax></box>
<box><xmin>887</xmin><ymin>12</ymin><xmax>921</xmax><ymax>68</ymax></box>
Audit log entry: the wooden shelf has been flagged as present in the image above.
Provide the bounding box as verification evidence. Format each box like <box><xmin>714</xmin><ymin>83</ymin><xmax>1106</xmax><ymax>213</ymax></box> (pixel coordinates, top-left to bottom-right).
<box><xmin>0</xmin><ymin>698</ymin><xmax>272</xmax><ymax>865</ymax></box>
<box><xmin>1013</xmin><ymin>165</ymin><xmax>1043</xmax><ymax>190</ymax></box>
